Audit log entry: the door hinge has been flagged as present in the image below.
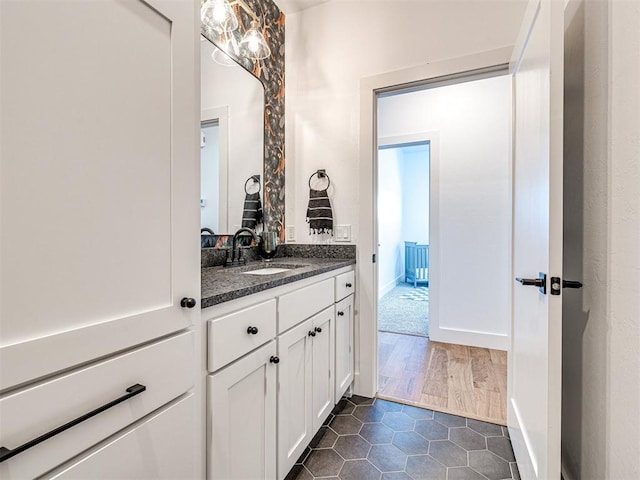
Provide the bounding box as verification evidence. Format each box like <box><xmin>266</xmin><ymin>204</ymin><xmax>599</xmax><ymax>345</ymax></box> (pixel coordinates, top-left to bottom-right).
<box><xmin>372</xmin><ymin>253</ymin><xmax>376</xmax><ymax>263</ymax></box>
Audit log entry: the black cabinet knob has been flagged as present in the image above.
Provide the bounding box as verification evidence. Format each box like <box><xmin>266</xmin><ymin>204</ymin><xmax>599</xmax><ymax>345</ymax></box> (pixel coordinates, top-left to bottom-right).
<box><xmin>337</xmin><ymin>311</ymin><xmax>345</xmax><ymax>316</ymax></box>
<box><xmin>247</xmin><ymin>326</ymin><xmax>259</xmax><ymax>335</ymax></box>
<box><xmin>180</xmin><ymin>297</ymin><xmax>197</xmax><ymax>309</ymax></box>
<box><xmin>269</xmin><ymin>356</ymin><xmax>280</xmax><ymax>364</ymax></box>
<box><xmin>345</xmin><ymin>283</ymin><xmax>353</xmax><ymax>288</ymax></box>
<box><xmin>308</xmin><ymin>331</ymin><xmax>316</xmax><ymax>337</ymax></box>
<box><xmin>315</xmin><ymin>326</ymin><xmax>322</xmax><ymax>334</ymax></box>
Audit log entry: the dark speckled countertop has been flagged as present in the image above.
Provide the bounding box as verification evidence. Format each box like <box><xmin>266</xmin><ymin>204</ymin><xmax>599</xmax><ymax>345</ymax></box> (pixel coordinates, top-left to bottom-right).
<box><xmin>201</xmin><ymin>257</ymin><xmax>355</xmax><ymax>308</ymax></box>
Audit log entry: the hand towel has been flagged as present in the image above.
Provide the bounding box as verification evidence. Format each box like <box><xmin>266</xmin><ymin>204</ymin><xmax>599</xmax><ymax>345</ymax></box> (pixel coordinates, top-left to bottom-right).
<box><xmin>306</xmin><ymin>187</ymin><xmax>333</xmax><ymax>235</ymax></box>
<box><xmin>241</xmin><ymin>192</ymin><xmax>262</xmax><ymax>230</ymax></box>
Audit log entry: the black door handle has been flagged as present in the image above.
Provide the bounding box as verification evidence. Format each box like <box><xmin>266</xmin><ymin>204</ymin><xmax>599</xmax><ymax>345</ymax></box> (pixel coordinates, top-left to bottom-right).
<box><xmin>345</xmin><ymin>283</ymin><xmax>353</xmax><ymax>288</ymax></box>
<box><xmin>515</xmin><ymin>273</ymin><xmax>547</xmax><ymax>294</ymax></box>
<box><xmin>308</xmin><ymin>331</ymin><xmax>316</xmax><ymax>337</ymax></box>
<box><xmin>0</xmin><ymin>384</ymin><xmax>146</xmax><ymax>463</ymax></box>
<box><xmin>269</xmin><ymin>356</ymin><xmax>280</xmax><ymax>364</ymax></box>
<box><xmin>550</xmin><ymin>277</ymin><xmax>584</xmax><ymax>295</ymax></box>
<box><xmin>515</xmin><ymin>277</ymin><xmax>544</xmax><ymax>287</ymax></box>
<box><xmin>180</xmin><ymin>297</ymin><xmax>197</xmax><ymax>308</ymax></box>
<box><xmin>247</xmin><ymin>326</ymin><xmax>259</xmax><ymax>335</ymax></box>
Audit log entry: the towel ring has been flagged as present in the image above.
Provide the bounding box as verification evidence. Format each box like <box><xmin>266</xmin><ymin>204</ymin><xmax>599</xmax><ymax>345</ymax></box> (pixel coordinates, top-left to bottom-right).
<box><xmin>308</xmin><ymin>169</ymin><xmax>331</xmax><ymax>190</ymax></box>
<box><xmin>244</xmin><ymin>175</ymin><xmax>261</xmax><ymax>195</ymax></box>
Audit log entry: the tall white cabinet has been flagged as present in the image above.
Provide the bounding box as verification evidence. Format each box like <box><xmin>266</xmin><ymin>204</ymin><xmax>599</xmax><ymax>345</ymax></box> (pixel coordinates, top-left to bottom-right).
<box><xmin>0</xmin><ymin>1</ymin><xmax>200</xmax><ymax>478</ymax></box>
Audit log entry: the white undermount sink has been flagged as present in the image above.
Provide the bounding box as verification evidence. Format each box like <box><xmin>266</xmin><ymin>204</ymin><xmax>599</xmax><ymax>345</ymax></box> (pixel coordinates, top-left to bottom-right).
<box><xmin>242</xmin><ymin>267</ymin><xmax>291</xmax><ymax>275</ymax></box>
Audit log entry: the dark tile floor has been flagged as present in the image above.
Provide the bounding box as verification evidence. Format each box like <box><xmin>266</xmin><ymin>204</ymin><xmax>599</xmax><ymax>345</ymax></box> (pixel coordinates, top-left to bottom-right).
<box><xmin>286</xmin><ymin>396</ymin><xmax>520</xmax><ymax>480</ymax></box>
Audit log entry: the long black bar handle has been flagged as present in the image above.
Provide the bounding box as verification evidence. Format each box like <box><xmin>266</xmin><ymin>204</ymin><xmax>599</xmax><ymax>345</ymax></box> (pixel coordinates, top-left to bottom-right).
<box><xmin>0</xmin><ymin>384</ymin><xmax>146</xmax><ymax>463</ymax></box>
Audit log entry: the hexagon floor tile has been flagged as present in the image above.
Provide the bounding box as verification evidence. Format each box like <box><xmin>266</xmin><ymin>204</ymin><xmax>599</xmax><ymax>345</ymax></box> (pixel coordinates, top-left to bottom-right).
<box><xmin>286</xmin><ymin>397</ymin><xmax>520</xmax><ymax>480</ymax></box>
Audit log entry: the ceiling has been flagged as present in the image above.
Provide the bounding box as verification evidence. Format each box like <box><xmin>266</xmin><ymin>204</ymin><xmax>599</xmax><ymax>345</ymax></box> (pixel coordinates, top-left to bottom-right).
<box><xmin>274</xmin><ymin>0</ymin><xmax>330</xmax><ymax>15</ymax></box>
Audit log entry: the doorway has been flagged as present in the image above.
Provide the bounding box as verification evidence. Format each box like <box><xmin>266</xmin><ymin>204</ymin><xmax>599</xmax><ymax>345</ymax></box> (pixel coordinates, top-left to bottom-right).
<box><xmin>373</xmin><ymin>72</ymin><xmax>512</xmax><ymax>425</ymax></box>
<box><xmin>377</xmin><ymin>141</ymin><xmax>430</xmax><ymax>338</ymax></box>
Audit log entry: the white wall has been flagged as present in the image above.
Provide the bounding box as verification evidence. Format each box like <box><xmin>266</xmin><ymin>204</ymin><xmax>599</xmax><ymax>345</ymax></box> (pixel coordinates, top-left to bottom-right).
<box><xmin>378</xmin><ymin>76</ymin><xmax>512</xmax><ymax>349</ymax></box>
<box><xmin>401</xmin><ymin>144</ymin><xmax>430</xmax><ymax>246</ymax></box>
<box><xmin>562</xmin><ymin>1</ymin><xmax>640</xmax><ymax>479</ymax></box>
<box><xmin>201</xmin><ymin>39</ymin><xmax>263</xmax><ymax>232</ymax></box>
<box><xmin>377</xmin><ymin>148</ymin><xmax>404</xmax><ymax>297</ymax></box>
<box><xmin>200</xmin><ymin>124</ymin><xmax>220</xmax><ymax>231</ymax></box>
<box><xmin>285</xmin><ymin>1</ymin><xmax>527</xmax><ymax>244</ymax></box>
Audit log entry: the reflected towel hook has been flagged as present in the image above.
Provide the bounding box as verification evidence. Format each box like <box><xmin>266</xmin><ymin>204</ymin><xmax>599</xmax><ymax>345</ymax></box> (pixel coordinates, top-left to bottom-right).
<box><xmin>244</xmin><ymin>175</ymin><xmax>261</xmax><ymax>194</ymax></box>
<box><xmin>308</xmin><ymin>169</ymin><xmax>331</xmax><ymax>190</ymax></box>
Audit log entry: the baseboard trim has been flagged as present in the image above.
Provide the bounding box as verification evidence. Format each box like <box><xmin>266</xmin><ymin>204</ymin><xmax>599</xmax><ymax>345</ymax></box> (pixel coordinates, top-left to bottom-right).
<box><xmin>429</xmin><ymin>326</ymin><xmax>509</xmax><ymax>350</ymax></box>
<box><xmin>378</xmin><ymin>274</ymin><xmax>405</xmax><ymax>299</ymax></box>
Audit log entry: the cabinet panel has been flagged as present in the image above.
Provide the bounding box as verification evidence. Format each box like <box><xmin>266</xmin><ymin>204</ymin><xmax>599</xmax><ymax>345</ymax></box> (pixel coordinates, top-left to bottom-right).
<box><xmin>335</xmin><ymin>271</ymin><xmax>355</xmax><ymax>302</ymax></box>
<box><xmin>44</xmin><ymin>394</ymin><xmax>196</xmax><ymax>479</ymax></box>
<box><xmin>0</xmin><ymin>332</ymin><xmax>194</xmax><ymax>480</ymax></box>
<box><xmin>277</xmin><ymin>319</ymin><xmax>313</xmax><ymax>480</ymax></box>
<box><xmin>312</xmin><ymin>308</ymin><xmax>335</xmax><ymax>432</ymax></box>
<box><xmin>208</xmin><ymin>341</ymin><xmax>277</xmax><ymax>480</ymax></box>
<box><xmin>208</xmin><ymin>300</ymin><xmax>276</xmax><ymax>372</ymax></box>
<box><xmin>335</xmin><ymin>295</ymin><xmax>354</xmax><ymax>402</ymax></box>
<box><xmin>278</xmin><ymin>279</ymin><xmax>333</xmax><ymax>333</ymax></box>
<box><xmin>0</xmin><ymin>0</ymin><xmax>199</xmax><ymax>391</ymax></box>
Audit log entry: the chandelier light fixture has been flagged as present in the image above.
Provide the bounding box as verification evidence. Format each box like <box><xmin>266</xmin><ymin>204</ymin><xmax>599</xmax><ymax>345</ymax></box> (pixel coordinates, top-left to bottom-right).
<box><xmin>201</xmin><ymin>0</ymin><xmax>271</xmax><ymax>61</ymax></box>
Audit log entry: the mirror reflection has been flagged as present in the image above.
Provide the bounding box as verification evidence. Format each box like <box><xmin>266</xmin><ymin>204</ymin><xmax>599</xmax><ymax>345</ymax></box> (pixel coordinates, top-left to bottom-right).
<box><xmin>200</xmin><ymin>37</ymin><xmax>264</xmax><ymax>240</ymax></box>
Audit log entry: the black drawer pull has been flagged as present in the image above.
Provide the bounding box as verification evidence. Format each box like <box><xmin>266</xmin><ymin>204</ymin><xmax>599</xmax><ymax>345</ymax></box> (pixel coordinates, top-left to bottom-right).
<box><xmin>0</xmin><ymin>384</ymin><xmax>146</xmax><ymax>464</ymax></box>
<box><xmin>314</xmin><ymin>327</ymin><xmax>322</xmax><ymax>334</ymax></box>
<box><xmin>345</xmin><ymin>283</ymin><xmax>353</xmax><ymax>288</ymax></box>
<box><xmin>337</xmin><ymin>311</ymin><xmax>345</xmax><ymax>316</ymax></box>
<box><xmin>247</xmin><ymin>326</ymin><xmax>259</xmax><ymax>335</ymax></box>
<box><xmin>308</xmin><ymin>330</ymin><xmax>316</xmax><ymax>337</ymax></box>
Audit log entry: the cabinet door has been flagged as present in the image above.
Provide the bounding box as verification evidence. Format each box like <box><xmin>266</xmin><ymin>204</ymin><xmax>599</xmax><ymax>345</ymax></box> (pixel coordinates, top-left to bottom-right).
<box><xmin>208</xmin><ymin>341</ymin><xmax>277</xmax><ymax>480</ymax></box>
<box><xmin>0</xmin><ymin>0</ymin><xmax>199</xmax><ymax>390</ymax></box>
<box><xmin>277</xmin><ymin>319</ymin><xmax>313</xmax><ymax>480</ymax></box>
<box><xmin>335</xmin><ymin>295</ymin><xmax>354</xmax><ymax>403</ymax></box>
<box><xmin>43</xmin><ymin>395</ymin><xmax>196</xmax><ymax>480</ymax></box>
<box><xmin>312</xmin><ymin>307</ymin><xmax>335</xmax><ymax>432</ymax></box>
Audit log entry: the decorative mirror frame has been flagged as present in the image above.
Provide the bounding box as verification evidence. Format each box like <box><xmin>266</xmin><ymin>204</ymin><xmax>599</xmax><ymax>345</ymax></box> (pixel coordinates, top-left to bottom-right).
<box><xmin>201</xmin><ymin>0</ymin><xmax>285</xmax><ymax>242</ymax></box>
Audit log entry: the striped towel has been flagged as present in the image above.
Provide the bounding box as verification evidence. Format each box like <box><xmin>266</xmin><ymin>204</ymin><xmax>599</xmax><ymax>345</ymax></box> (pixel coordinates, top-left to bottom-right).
<box><xmin>306</xmin><ymin>188</ymin><xmax>333</xmax><ymax>235</ymax></box>
<box><xmin>241</xmin><ymin>192</ymin><xmax>262</xmax><ymax>229</ymax></box>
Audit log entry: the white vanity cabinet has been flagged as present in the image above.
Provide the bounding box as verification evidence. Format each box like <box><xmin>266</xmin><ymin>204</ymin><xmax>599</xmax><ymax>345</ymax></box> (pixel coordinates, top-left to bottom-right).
<box><xmin>208</xmin><ymin>342</ymin><xmax>278</xmax><ymax>480</ymax></box>
<box><xmin>205</xmin><ymin>266</ymin><xmax>355</xmax><ymax>480</ymax></box>
<box><xmin>276</xmin><ymin>306</ymin><xmax>335</xmax><ymax>479</ymax></box>
<box><xmin>334</xmin><ymin>294</ymin><xmax>355</xmax><ymax>403</ymax></box>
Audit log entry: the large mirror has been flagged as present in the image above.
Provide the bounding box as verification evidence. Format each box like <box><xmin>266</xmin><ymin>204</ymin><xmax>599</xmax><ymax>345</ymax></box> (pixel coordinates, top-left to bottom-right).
<box><xmin>200</xmin><ymin>36</ymin><xmax>264</xmax><ymax>240</ymax></box>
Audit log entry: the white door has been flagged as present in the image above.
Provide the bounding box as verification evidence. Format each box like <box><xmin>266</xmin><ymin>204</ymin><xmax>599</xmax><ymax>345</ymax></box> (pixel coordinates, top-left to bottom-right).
<box><xmin>277</xmin><ymin>319</ymin><xmax>313</xmax><ymax>480</ymax></box>
<box><xmin>0</xmin><ymin>0</ymin><xmax>199</xmax><ymax>390</ymax></box>
<box><xmin>311</xmin><ymin>307</ymin><xmax>334</xmax><ymax>431</ymax></box>
<box><xmin>208</xmin><ymin>341</ymin><xmax>277</xmax><ymax>480</ymax></box>
<box><xmin>508</xmin><ymin>1</ymin><xmax>564</xmax><ymax>479</ymax></box>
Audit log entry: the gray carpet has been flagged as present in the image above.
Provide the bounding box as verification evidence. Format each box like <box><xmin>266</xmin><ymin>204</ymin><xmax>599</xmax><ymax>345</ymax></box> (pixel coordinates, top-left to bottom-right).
<box><xmin>378</xmin><ymin>284</ymin><xmax>429</xmax><ymax>337</ymax></box>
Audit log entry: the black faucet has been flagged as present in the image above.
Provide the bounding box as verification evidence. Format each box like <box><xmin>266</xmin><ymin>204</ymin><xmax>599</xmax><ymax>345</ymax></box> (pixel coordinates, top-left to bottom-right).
<box><xmin>225</xmin><ymin>227</ymin><xmax>260</xmax><ymax>267</ymax></box>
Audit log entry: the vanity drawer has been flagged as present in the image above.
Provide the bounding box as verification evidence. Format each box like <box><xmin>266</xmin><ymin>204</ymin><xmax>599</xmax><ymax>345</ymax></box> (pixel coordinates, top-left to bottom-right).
<box><xmin>208</xmin><ymin>299</ymin><xmax>277</xmax><ymax>372</ymax></box>
<box><xmin>43</xmin><ymin>394</ymin><xmax>195</xmax><ymax>479</ymax></box>
<box><xmin>0</xmin><ymin>331</ymin><xmax>194</xmax><ymax>480</ymax></box>
<box><xmin>335</xmin><ymin>270</ymin><xmax>355</xmax><ymax>301</ymax></box>
<box><xmin>278</xmin><ymin>278</ymin><xmax>334</xmax><ymax>333</ymax></box>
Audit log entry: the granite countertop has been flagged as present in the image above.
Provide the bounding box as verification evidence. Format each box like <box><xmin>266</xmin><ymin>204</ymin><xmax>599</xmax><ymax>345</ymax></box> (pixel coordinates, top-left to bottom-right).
<box><xmin>201</xmin><ymin>257</ymin><xmax>355</xmax><ymax>308</ymax></box>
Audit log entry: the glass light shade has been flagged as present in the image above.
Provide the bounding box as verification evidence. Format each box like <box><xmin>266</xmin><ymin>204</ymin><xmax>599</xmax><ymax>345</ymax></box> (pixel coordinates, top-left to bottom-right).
<box><xmin>211</xmin><ymin>47</ymin><xmax>237</xmax><ymax>67</ymax></box>
<box><xmin>240</xmin><ymin>23</ymin><xmax>271</xmax><ymax>60</ymax></box>
<box><xmin>201</xmin><ymin>0</ymin><xmax>238</xmax><ymax>33</ymax></box>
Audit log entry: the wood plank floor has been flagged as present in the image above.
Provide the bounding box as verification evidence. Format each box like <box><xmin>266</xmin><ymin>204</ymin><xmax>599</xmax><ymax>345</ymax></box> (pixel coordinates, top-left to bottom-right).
<box><xmin>377</xmin><ymin>331</ymin><xmax>508</xmax><ymax>425</ymax></box>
